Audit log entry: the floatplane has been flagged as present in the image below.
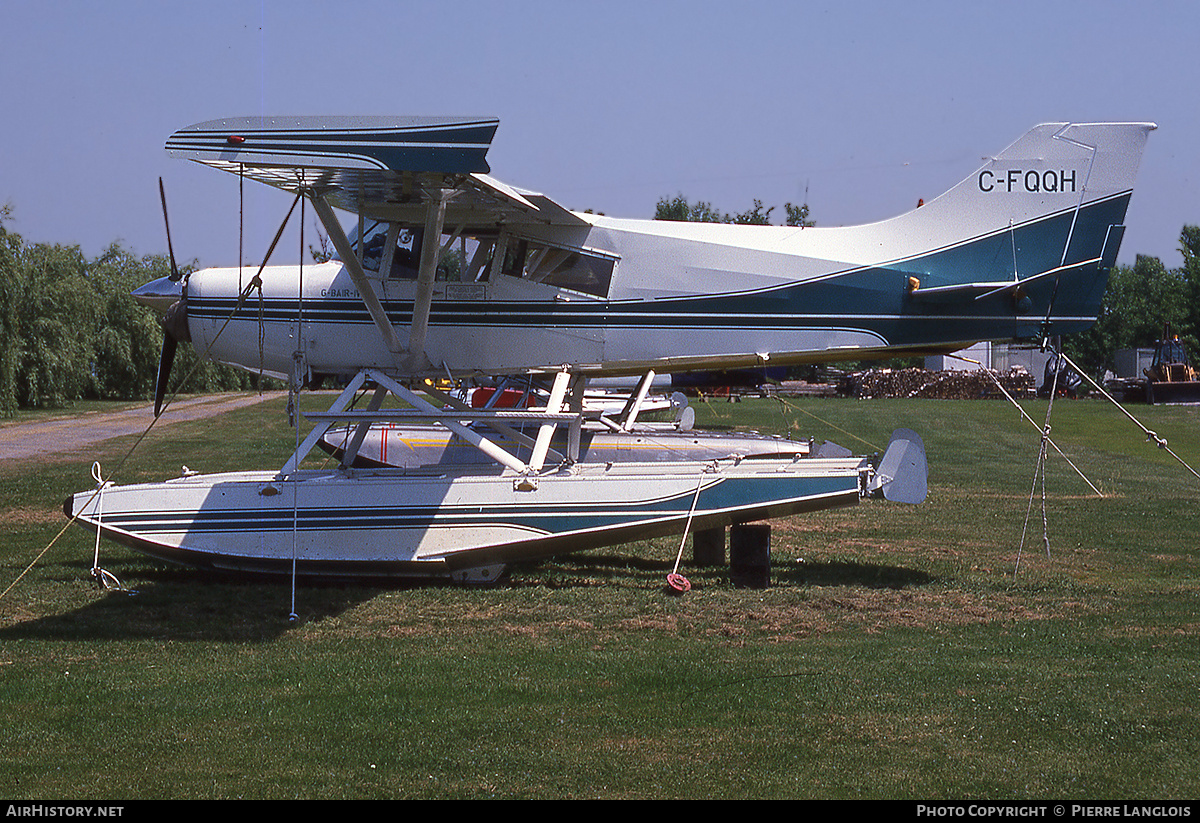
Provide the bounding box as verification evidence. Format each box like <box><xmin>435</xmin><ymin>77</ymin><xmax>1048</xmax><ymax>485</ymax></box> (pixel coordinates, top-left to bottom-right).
<box><xmin>65</xmin><ymin>117</ymin><xmax>1153</xmax><ymax>585</ymax></box>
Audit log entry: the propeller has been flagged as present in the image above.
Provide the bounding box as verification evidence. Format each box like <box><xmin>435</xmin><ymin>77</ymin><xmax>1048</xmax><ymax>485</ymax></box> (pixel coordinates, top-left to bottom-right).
<box><xmin>144</xmin><ymin>180</ymin><xmax>300</xmax><ymax>417</ymax></box>
<box><xmin>154</xmin><ymin>178</ymin><xmax>190</xmax><ymax>417</ymax></box>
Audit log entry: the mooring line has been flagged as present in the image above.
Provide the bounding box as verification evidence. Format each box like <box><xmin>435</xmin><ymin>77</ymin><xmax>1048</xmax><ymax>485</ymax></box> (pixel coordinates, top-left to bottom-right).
<box><xmin>771</xmin><ymin>394</ymin><xmax>882</xmax><ymax>452</ymax></box>
<box><xmin>1055</xmin><ymin>350</ymin><xmax>1200</xmax><ymax>483</ymax></box>
<box><xmin>0</xmin><ymin>195</ymin><xmax>303</xmax><ymax>606</ymax></box>
<box><xmin>1016</xmin><ymin>356</ymin><xmax>1061</xmax><ymax>574</ymax></box>
<box><xmin>947</xmin><ymin>353</ymin><xmax>1102</xmax><ymax>496</ymax></box>
<box><xmin>1</xmin><ymin>411</ymin><xmax>174</xmax><ymax>604</ymax></box>
<box><xmin>289</xmin><ymin>190</ymin><xmax>306</xmax><ymax>623</ymax></box>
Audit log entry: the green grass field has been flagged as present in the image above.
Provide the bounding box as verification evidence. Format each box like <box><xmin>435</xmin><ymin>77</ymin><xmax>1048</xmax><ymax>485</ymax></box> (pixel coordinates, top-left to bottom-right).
<box><xmin>1</xmin><ymin>391</ymin><xmax>1198</xmax><ymax>799</ymax></box>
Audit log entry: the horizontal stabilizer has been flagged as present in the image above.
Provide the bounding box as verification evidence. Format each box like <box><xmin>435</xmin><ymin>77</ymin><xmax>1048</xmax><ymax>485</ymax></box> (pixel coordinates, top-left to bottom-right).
<box><xmin>907</xmin><ymin>257</ymin><xmax>1103</xmax><ymax>301</ymax></box>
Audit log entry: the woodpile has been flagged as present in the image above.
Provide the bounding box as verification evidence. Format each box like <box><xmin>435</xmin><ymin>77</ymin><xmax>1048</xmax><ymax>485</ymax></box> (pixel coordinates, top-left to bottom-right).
<box><xmin>775</xmin><ymin>380</ymin><xmax>839</xmax><ymax>397</ymax></box>
<box><xmin>839</xmin><ymin>367</ymin><xmax>1036</xmax><ymax>400</ymax></box>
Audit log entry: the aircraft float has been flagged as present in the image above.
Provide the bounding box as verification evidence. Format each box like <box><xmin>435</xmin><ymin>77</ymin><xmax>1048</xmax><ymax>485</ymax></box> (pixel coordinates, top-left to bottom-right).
<box><xmin>65</xmin><ymin>117</ymin><xmax>1154</xmax><ymax>585</ymax></box>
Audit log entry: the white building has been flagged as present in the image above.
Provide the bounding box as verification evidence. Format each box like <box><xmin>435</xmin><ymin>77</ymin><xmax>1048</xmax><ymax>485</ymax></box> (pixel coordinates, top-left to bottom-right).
<box><xmin>925</xmin><ymin>342</ymin><xmax>1052</xmax><ymax>376</ymax></box>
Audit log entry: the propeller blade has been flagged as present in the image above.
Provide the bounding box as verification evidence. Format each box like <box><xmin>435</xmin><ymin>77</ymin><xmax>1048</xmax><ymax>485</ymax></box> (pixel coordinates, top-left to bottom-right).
<box><xmin>151</xmin><ymin>272</ymin><xmax>190</xmax><ymax>418</ymax></box>
<box><xmin>154</xmin><ymin>332</ymin><xmax>177</xmax><ymax>418</ymax></box>
<box><xmin>151</xmin><ymin>178</ymin><xmax>191</xmax><ymax>418</ymax></box>
<box><xmin>159</xmin><ymin>177</ymin><xmax>181</xmax><ymax>282</ymax></box>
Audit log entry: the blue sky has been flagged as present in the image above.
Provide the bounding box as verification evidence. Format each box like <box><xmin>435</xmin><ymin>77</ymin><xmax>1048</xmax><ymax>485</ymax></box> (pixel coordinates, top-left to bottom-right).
<box><xmin>3</xmin><ymin>0</ymin><xmax>1196</xmax><ymax>270</ymax></box>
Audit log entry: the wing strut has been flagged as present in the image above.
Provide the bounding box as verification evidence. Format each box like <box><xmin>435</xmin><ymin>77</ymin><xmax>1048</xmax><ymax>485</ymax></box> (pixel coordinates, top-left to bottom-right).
<box><xmin>529</xmin><ymin>368</ymin><xmax>572</xmax><ymax>472</ymax></box>
<box><xmin>338</xmin><ymin>384</ymin><xmax>388</xmax><ymax>469</ymax></box>
<box><xmin>308</xmin><ymin>186</ymin><xmax>453</xmax><ymax>375</ymax></box>
<box><xmin>406</xmin><ymin>188</ymin><xmax>451</xmax><ymax>371</ymax></box>
<box><xmin>308</xmin><ymin>191</ymin><xmax>404</xmax><ymax>357</ymax></box>
<box><xmin>419</xmin><ymin>382</ymin><xmax>569</xmax><ymax>466</ymax></box>
<box><xmin>619</xmin><ymin>370</ymin><xmax>657</xmax><ymax>432</ymax></box>
<box><xmin>290</xmin><ymin>369</ymin><xmax>586</xmax><ymax>476</ymax></box>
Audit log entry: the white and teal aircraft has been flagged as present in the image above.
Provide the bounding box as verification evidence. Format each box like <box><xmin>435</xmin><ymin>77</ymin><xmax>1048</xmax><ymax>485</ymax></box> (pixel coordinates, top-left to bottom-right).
<box><xmin>64</xmin><ymin>117</ymin><xmax>1153</xmax><ymax>583</ymax></box>
<box><xmin>136</xmin><ymin>117</ymin><xmax>1155</xmax><ymax>396</ymax></box>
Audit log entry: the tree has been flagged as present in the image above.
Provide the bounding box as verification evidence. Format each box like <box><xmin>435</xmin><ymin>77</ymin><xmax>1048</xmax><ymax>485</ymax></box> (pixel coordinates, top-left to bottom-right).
<box><xmin>1178</xmin><ymin>224</ymin><xmax>1200</xmax><ymax>355</ymax></box>
<box><xmin>1062</xmin><ymin>225</ymin><xmax>1200</xmax><ymax>378</ymax></box>
<box><xmin>1064</xmin><ymin>252</ymin><xmax>1191</xmax><ymax>377</ymax></box>
<box><xmin>784</xmin><ymin>201</ymin><xmax>814</xmax><ymax>228</ymax></box>
<box><xmin>0</xmin><ymin>207</ymin><xmax>279</xmax><ymax>416</ymax></box>
<box><xmin>308</xmin><ymin>219</ymin><xmax>334</xmax><ymax>263</ymax></box>
<box><xmin>87</xmin><ymin>244</ymin><xmax>173</xmax><ymax>400</ymax></box>
<box><xmin>654</xmin><ymin>195</ymin><xmax>729</xmax><ymax>223</ymax></box>
<box><xmin>731</xmin><ymin>200</ymin><xmax>774</xmax><ymax>225</ymax></box>
<box><xmin>0</xmin><ymin>207</ymin><xmax>20</xmax><ymax>416</ymax></box>
<box><xmin>654</xmin><ymin>194</ymin><xmax>813</xmax><ymax>227</ymax></box>
<box><xmin>11</xmin><ymin>238</ymin><xmax>99</xmax><ymax>408</ymax></box>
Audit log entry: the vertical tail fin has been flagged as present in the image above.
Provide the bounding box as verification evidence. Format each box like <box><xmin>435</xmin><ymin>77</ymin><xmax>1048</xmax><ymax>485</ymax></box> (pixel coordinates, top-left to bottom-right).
<box><xmin>897</xmin><ymin>122</ymin><xmax>1155</xmax><ymax>340</ymax></box>
<box><xmin>909</xmin><ymin>122</ymin><xmax>1156</xmax><ymax>281</ymax></box>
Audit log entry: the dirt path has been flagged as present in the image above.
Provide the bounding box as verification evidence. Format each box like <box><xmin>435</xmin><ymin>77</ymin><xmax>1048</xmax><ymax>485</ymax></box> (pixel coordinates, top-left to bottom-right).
<box><xmin>0</xmin><ymin>392</ymin><xmax>287</xmax><ymax>464</ymax></box>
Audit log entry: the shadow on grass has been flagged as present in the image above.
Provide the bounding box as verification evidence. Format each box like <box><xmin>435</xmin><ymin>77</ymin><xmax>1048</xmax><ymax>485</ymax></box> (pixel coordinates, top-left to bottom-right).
<box><xmin>2</xmin><ymin>550</ymin><xmax>938</xmax><ymax>642</ymax></box>
<box><xmin>0</xmin><ymin>555</ymin><xmax>409</xmax><ymax>643</ymax></box>
<box><xmin>776</xmin><ymin>559</ymin><xmax>937</xmax><ymax>589</ymax></box>
<box><xmin>509</xmin><ymin>552</ymin><xmax>938</xmax><ymax>591</ymax></box>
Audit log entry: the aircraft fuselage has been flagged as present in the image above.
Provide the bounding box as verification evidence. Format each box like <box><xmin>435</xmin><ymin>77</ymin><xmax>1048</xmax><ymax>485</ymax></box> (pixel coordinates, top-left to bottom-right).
<box><xmin>138</xmin><ymin>120</ymin><xmax>1154</xmax><ymax>385</ymax></box>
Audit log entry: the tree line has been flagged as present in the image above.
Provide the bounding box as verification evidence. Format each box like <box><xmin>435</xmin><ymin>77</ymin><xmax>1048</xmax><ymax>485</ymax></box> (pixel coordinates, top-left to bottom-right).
<box><xmin>655</xmin><ymin>194</ymin><xmax>814</xmax><ymax>227</ymax></box>
<box><xmin>0</xmin><ymin>207</ymin><xmax>268</xmax><ymax>417</ymax></box>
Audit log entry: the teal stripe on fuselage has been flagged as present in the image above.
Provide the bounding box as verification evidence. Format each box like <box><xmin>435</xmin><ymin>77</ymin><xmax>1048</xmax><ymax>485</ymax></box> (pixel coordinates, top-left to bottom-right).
<box><xmin>188</xmin><ymin>193</ymin><xmax>1129</xmax><ymax>346</ymax></box>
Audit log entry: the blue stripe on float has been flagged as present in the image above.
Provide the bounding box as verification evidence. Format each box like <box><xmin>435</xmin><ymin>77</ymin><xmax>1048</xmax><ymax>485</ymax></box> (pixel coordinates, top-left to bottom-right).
<box><xmin>93</xmin><ymin>475</ymin><xmax>858</xmax><ymax>537</ymax></box>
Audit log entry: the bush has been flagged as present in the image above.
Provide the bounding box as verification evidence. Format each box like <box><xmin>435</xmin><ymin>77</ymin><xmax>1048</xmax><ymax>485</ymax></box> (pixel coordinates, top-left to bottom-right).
<box><xmin>0</xmin><ymin>215</ymin><xmax>272</xmax><ymax>417</ymax></box>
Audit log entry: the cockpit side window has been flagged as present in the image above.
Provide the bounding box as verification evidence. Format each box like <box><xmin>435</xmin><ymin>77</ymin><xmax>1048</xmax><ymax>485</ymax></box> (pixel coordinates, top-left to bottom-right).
<box><xmin>528</xmin><ymin>250</ymin><xmax>615</xmax><ymax>296</ymax></box>
<box><xmin>494</xmin><ymin>236</ymin><xmax>615</xmax><ymax>297</ymax></box>
<box><xmin>336</xmin><ymin>223</ymin><xmax>613</xmax><ymax>294</ymax></box>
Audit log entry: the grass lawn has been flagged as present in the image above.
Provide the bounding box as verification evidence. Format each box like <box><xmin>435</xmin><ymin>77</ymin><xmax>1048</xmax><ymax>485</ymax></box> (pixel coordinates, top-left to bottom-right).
<box><xmin>0</xmin><ymin>391</ymin><xmax>1197</xmax><ymax>799</ymax></box>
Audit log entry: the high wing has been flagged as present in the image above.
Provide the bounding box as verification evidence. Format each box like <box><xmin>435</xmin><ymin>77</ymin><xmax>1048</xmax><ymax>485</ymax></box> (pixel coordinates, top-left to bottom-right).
<box><xmin>165</xmin><ymin>116</ymin><xmax>588</xmax><ymax>230</ymax></box>
<box><xmin>166</xmin><ymin>116</ymin><xmax>591</xmax><ymax>375</ymax></box>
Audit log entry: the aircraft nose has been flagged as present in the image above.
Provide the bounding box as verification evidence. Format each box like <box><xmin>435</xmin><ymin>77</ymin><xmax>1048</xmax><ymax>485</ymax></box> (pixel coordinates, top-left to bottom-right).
<box><xmin>130</xmin><ymin>276</ymin><xmax>182</xmax><ymax>313</ymax></box>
